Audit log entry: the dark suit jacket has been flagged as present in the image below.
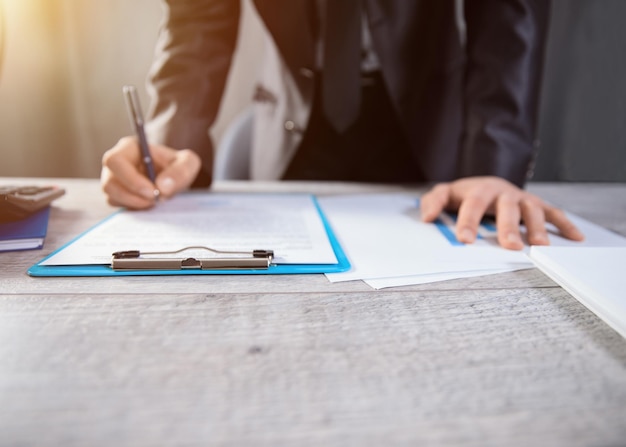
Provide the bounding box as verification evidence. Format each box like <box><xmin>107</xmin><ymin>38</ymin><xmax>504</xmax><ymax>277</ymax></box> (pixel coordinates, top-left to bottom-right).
<box><xmin>146</xmin><ymin>0</ymin><xmax>549</xmax><ymax>187</ymax></box>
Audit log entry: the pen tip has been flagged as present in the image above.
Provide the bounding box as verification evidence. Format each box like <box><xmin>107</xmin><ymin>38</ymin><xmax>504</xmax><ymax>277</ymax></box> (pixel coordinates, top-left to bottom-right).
<box><xmin>153</xmin><ymin>189</ymin><xmax>161</xmax><ymax>200</ymax></box>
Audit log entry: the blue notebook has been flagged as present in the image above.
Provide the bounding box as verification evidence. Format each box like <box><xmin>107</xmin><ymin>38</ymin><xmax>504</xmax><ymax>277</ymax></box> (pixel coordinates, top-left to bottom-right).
<box><xmin>0</xmin><ymin>207</ymin><xmax>51</xmax><ymax>252</ymax></box>
<box><xmin>28</xmin><ymin>193</ymin><xmax>350</xmax><ymax>277</ymax></box>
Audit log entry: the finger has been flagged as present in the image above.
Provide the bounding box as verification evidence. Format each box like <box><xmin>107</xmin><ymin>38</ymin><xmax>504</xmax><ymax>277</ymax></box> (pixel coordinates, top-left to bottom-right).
<box><xmin>155</xmin><ymin>149</ymin><xmax>202</xmax><ymax>198</ymax></box>
<box><xmin>495</xmin><ymin>193</ymin><xmax>524</xmax><ymax>250</ymax></box>
<box><xmin>420</xmin><ymin>183</ymin><xmax>451</xmax><ymax>222</ymax></box>
<box><xmin>544</xmin><ymin>206</ymin><xmax>585</xmax><ymax>242</ymax></box>
<box><xmin>102</xmin><ymin>137</ymin><xmax>159</xmax><ymax>201</ymax></box>
<box><xmin>520</xmin><ymin>196</ymin><xmax>549</xmax><ymax>246</ymax></box>
<box><xmin>455</xmin><ymin>189</ymin><xmax>495</xmax><ymax>244</ymax></box>
<box><xmin>101</xmin><ymin>166</ymin><xmax>157</xmax><ymax>209</ymax></box>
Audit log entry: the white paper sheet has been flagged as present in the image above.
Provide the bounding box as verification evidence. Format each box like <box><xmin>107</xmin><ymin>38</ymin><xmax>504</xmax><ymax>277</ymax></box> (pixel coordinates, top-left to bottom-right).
<box><xmin>41</xmin><ymin>193</ymin><xmax>338</xmax><ymax>266</ymax></box>
<box><xmin>363</xmin><ymin>268</ymin><xmax>526</xmax><ymax>289</ymax></box>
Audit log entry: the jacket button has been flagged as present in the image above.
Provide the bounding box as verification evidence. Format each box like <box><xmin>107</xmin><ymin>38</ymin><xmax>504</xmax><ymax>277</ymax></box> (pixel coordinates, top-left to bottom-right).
<box><xmin>284</xmin><ymin>120</ymin><xmax>296</xmax><ymax>131</ymax></box>
<box><xmin>299</xmin><ymin>67</ymin><xmax>315</xmax><ymax>78</ymax></box>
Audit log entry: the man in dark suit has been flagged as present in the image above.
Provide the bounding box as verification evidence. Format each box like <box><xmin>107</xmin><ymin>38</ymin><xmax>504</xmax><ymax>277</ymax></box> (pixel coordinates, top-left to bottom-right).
<box><xmin>101</xmin><ymin>0</ymin><xmax>583</xmax><ymax>249</ymax></box>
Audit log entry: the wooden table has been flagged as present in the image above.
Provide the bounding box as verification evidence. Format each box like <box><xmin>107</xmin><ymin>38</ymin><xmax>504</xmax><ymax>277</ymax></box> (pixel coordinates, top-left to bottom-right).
<box><xmin>2</xmin><ymin>178</ymin><xmax>626</xmax><ymax>446</ymax></box>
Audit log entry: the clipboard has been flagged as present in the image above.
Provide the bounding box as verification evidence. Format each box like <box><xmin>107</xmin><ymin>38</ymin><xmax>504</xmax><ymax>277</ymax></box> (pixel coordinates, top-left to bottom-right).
<box><xmin>28</xmin><ymin>193</ymin><xmax>351</xmax><ymax>277</ymax></box>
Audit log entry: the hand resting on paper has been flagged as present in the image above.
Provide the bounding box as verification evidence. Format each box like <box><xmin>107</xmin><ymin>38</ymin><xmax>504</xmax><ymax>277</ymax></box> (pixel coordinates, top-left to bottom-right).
<box><xmin>420</xmin><ymin>176</ymin><xmax>585</xmax><ymax>250</ymax></box>
<box><xmin>101</xmin><ymin>136</ymin><xmax>201</xmax><ymax>209</ymax></box>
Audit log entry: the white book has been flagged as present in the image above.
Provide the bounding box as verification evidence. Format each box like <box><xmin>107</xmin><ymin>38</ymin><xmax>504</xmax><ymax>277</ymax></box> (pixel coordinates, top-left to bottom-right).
<box><xmin>529</xmin><ymin>246</ymin><xmax>626</xmax><ymax>338</ymax></box>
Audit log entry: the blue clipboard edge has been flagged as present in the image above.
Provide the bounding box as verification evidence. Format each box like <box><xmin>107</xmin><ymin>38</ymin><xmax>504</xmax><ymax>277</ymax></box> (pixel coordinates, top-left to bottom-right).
<box><xmin>27</xmin><ymin>194</ymin><xmax>351</xmax><ymax>277</ymax></box>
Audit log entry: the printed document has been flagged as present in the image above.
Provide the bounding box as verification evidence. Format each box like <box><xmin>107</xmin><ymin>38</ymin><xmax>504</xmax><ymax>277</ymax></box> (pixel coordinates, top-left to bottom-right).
<box><xmin>41</xmin><ymin>193</ymin><xmax>338</xmax><ymax>266</ymax></box>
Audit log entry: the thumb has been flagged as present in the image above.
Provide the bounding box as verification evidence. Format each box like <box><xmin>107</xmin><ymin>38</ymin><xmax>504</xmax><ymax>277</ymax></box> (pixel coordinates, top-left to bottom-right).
<box><xmin>155</xmin><ymin>149</ymin><xmax>202</xmax><ymax>198</ymax></box>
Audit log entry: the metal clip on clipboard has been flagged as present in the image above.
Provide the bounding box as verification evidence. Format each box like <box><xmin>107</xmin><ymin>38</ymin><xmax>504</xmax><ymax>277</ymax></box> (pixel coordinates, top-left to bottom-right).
<box><xmin>111</xmin><ymin>246</ymin><xmax>274</xmax><ymax>271</ymax></box>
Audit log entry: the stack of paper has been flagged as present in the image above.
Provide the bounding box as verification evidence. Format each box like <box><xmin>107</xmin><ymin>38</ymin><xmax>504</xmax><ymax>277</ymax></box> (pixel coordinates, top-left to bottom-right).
<box><xmin>318</xmin><ymin>193</ymin><xmax>626</xmax><ymax>289</ymax></box>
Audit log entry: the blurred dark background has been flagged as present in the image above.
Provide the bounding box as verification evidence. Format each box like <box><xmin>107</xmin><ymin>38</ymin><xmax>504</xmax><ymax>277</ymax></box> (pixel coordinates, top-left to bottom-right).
<box><xmin>535</xmin><ymin>0</ymin><xmax>626</xmax><ymax>181</ymax></box>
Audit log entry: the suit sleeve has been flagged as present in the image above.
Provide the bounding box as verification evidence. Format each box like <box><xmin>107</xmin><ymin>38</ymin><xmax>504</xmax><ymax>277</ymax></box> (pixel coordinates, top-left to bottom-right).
<box><xmin>460</xmin><ymin>0</ymin><xmax>550</xmax><ymax>187</ymax></box>
<box><xmin>145</xmin><ymin>0</ymin><xmax>241</xmax><ymax>187</ymax></box>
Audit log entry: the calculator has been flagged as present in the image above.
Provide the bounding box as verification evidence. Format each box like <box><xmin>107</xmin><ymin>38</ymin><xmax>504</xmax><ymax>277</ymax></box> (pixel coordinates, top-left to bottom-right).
<box><xmin>0</xmin><ymin>185</ymin><xmax>66</xmax><ymax>222</ymax></box>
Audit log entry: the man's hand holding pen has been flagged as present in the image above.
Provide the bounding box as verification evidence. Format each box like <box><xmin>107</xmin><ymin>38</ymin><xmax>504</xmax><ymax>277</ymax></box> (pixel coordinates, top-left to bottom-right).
<box><xmin>101</xmin><ymin>85</ymin><xmax>202</xmax><ymax>209</ymax></box>
<box><xmin>101</xmin><ymin>136</ymin><xmax>201</xmax><ymax>209</ymax></box>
